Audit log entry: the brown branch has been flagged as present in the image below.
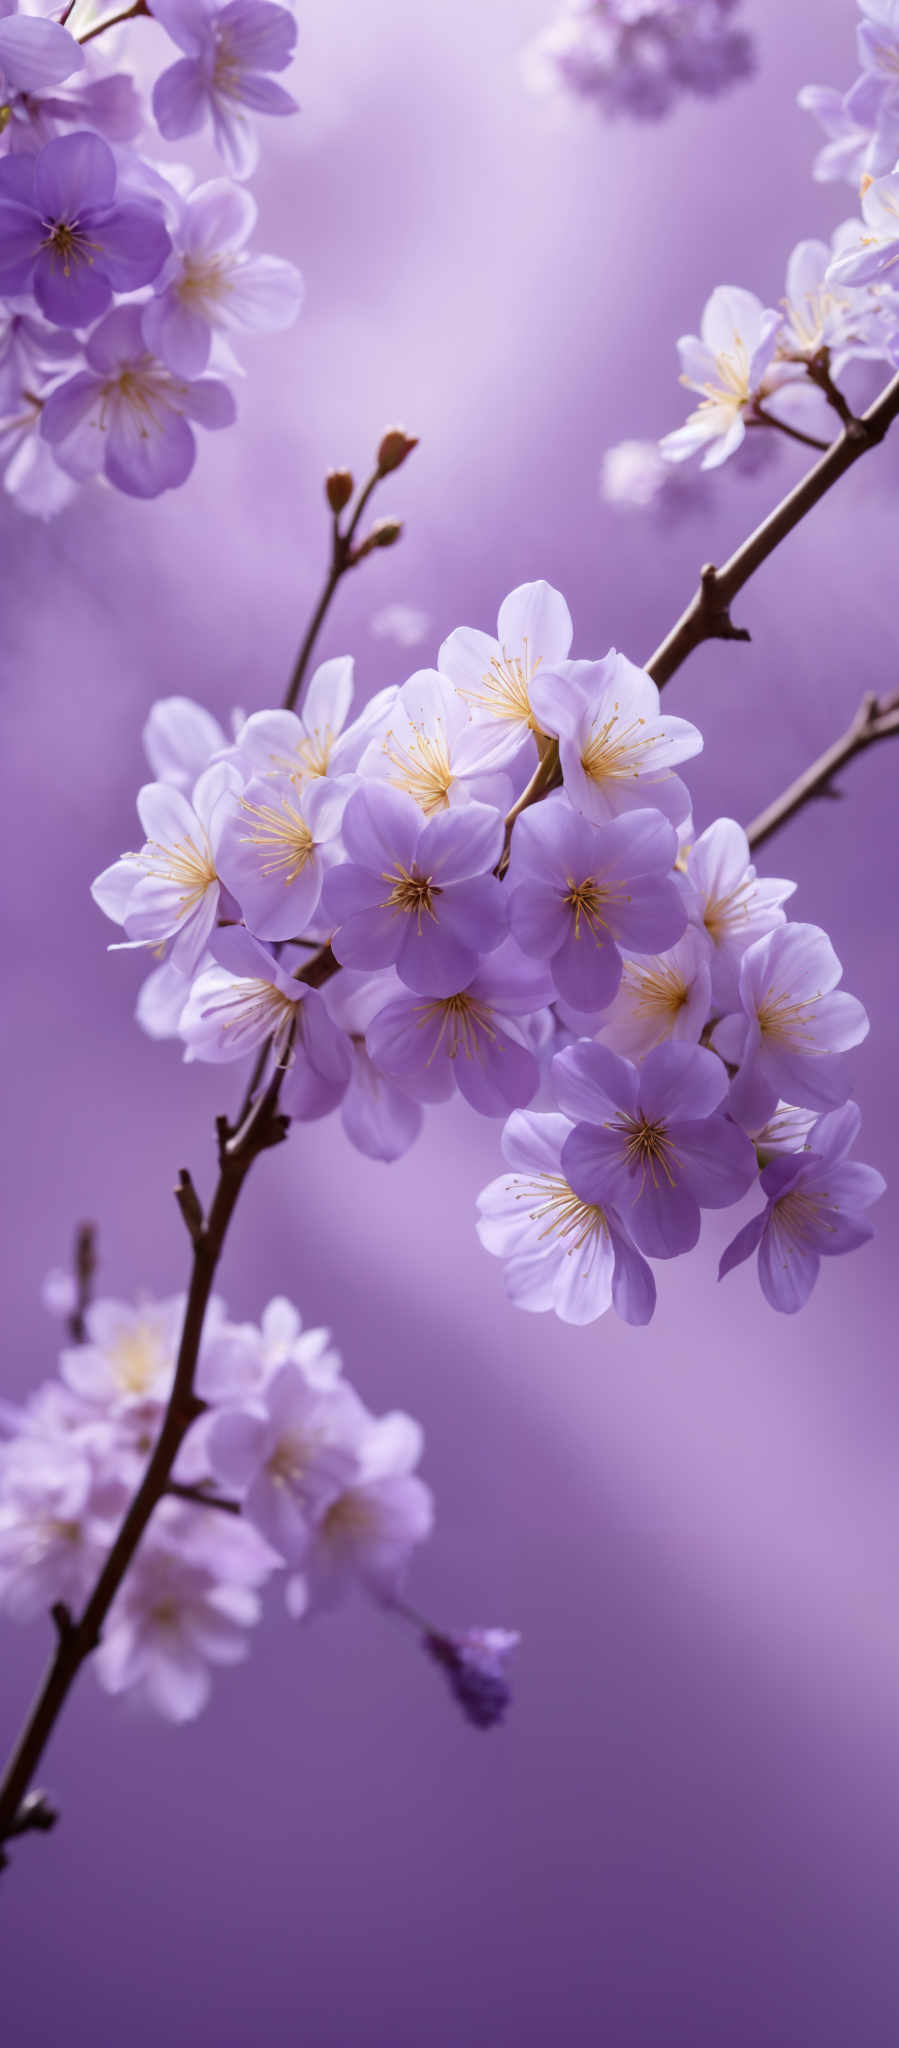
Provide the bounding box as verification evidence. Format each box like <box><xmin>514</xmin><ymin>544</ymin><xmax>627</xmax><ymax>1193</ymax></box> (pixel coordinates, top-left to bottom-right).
<box><xmin>282</xmin><ymin>431</ymin><xmax>417</xmax><ymax>715</ymax></box>
<box><xmin>645</xmin><ymin>368</ymin><xmax>899</xmax><ymax>689</ymax></box>
<box><xmin>745</xmin><ymin>691</ymin><xmax>899</xmax><ymax>853</ymax></box>
<box><xmin>75</xmin><ymin>0</ymin><xmax>147</xmax><ymax>45</ymax></box>
<box><xmin>0</xmin><ymin>1075</ymin><xmax>289</xmax><ymax>1860</ymax></box>
<box><xmin>66</xmin><ymin>1222</ymin><xmax>97</xmax><ymax>1345</ymax></box>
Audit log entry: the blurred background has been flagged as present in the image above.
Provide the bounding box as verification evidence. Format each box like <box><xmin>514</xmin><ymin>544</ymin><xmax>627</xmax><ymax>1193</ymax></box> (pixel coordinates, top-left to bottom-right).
<box><xmin>3</xmin><ymin>0</ymin><xmax>899</xmax><ymax>2039</ymax></box>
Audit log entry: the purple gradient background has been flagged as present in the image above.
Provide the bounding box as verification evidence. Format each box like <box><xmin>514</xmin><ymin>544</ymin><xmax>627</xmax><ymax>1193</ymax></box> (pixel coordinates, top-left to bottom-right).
<box><xmin>3</xmin><ymin>0</ymin><xmax>899</xmax><ymax>2038</ymax></box>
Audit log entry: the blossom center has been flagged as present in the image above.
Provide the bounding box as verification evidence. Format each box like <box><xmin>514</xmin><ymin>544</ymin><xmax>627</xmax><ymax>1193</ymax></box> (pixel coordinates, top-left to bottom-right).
<box><xmin>41</xmin><ymin>217</ymin><xmax>98</xmax><ymax>279</ymax></box>
<box><xmin>322</xmin><ymin>1491</ymin><xmax>375</xmax><ymax>1550</ymax></box>
<box><xmin>563</xmin><ymin>874</ymin><xmax>611</xmax><ymax>938</ymax></box>
<box><xmin>110</xmin><ymin>1324</ymin><xmax>164</xmax><ymax>1396</ymax></box>
<box><xmin>580</xmin><ymin>708</ymin><xmax>657</xmax><ymax>785</ymax></box>
<box><xmin>416</xmin><ymin>991</ymin><xmax>496</xmax><ymax>1062</ymax></box>
<box><xmin>382</xmin><ymin>720</ymin><xmax>454</xmax><ymax>815</ymax></box>
<box><xmin>239</xmin><ymin>795</ymin><xmax>315</xmax><ymax>883</ymax></box>
<box><xmin>702</xmin><ymin>875</ymin><xmax>755</xmax><ymax>943</ymax></box>
<box><xmin>176</xmin><ymin>252</ymin><xmax>233</xmax><ymax>312</ymax></box>
<box><xmin>381</xmin><ymin>863</ymin><xmax>439</xmax><ymax>928</ymax></box>
<box><xmin>217</xmin><ymin>978</ymin><xmax>296</xmax><ymax>1047</ymax></box>
<box><xmin>141</xmin><ymin>830</ymin><xmax>217</xmax><ymax>909</ymax></box>
<box><xmin>771</xmin><ymin>1186</ymin><xmax>832</xmax><ymax>1252</ymax></box>
<box><xmin>510</xmin><ymin>1170</ymin><xmax>610</xmax><ymax>1258</ymax></box>
<box><xmin>756</xmin><ymin>985</ymin><xmax>822</xmax><ymax>1050</ymax></box>
<box><xmin>624</xmin><ymin>958</ymin><xmax>689</xmax><ymax>1022</ymax></box>
<box><xmin>459</xmin><ymin>637</ymin><xmax>540</xmax><ymax>729</ymax></box>
<box><xmin>611</xmin><ymin>1112</ymin><xmax>678</xmax><ymax>1191</ymax></box>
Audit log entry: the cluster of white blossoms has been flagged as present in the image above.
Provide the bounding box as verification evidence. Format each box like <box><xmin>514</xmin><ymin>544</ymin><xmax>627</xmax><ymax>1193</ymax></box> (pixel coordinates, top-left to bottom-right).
<box><xmin>90</xmin><ymin>578</ymin><xmax>883</xmax><ymax>1330</ymax></box>
<box><xmin>0</xmin><ymin>1288</ymin><xmax>434</xmax><ymax>1720</ymax></box>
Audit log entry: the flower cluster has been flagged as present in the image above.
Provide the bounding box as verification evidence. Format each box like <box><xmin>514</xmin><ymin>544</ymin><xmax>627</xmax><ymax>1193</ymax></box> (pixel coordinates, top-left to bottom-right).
<box><xmin>91</xmin><ymin>579</ymin><xmax>883</xmax><ymax>1330</ymax></box>
<box><xmin>521</xmin><ymin>0</ymin><xmax>753</xmax><ymax>122</ymax></box>
<box><xmin>800</xmin><ymin>0</ymin><xmax>899</xmax><ymax>186</ymax></box>
<box><xmin>603</xmin><ymin>4</ymin><xmax>899</xmax><ymax>507</ymax></box>
<box><xmin>0</xmin><ymin>1288</ymin><xmax>433</xmax><ymax>1720</ymax></box>
<box><xmin>0</xmin><ymin>0</ymin><xmax>303</xmax><ymax>512</ymax></box>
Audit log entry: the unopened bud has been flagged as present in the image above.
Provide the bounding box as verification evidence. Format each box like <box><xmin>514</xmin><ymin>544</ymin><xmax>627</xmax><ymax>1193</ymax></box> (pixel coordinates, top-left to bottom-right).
<box><xmin>424</xmin><ymin>1626</ymin><xmax>520</xmax><ymax>1731</ymax></box>
<box><xmin>354</xmin><ymin>517</ymin><xmax>403</xmax><ymax>560</ymax></box>
<box><xmin>376</xmin><ymin>427</ymin><xmax>418</xmax><ymax>476</ymax></box>
<box><xmin>326</xmin><ymin>468</ymin><xmax>354</xmax><ymax>514</ymax></box>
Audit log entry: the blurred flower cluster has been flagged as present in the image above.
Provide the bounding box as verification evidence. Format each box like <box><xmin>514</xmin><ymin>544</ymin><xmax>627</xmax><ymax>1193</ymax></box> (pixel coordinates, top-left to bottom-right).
<box><xmin>522</xmin><ymin>0</ymin><xmax>753</xmax><ymax>122</ymax></box>
<box><xmin>0</xmin><ymin>0</ymin><xmax>303</xmax><ymax>512</ymax></box>
<box><xmin>91</xmin><ymin>578</ymin><xmax>883</xmax><ymax>1328</ymax></box>
<box><xmin>0</xmin><ymin>1287</ymin><xmax>434</xmax><ymax>1719</ymax></box>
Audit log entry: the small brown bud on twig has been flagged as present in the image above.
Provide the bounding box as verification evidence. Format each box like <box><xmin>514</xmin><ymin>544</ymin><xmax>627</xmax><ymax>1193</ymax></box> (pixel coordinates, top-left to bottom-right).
<box><xmin>352</xmin><ymin>518</ymin><xmax>403</xmax><ymax>562</ymax></box>
<box><xmin>376</xmin><ymin>428</ymin><xmax>418</xmax><ymax>476</ymax></box>
<box><xmin>325</xmin><ymin>469</ymin><xmax>354</xmax><ymax>514</ymax></box>
<box><xmin>175</xmin><ymin>1169</ymin><xmax>205</xmax><ymax>1244</ymax></box>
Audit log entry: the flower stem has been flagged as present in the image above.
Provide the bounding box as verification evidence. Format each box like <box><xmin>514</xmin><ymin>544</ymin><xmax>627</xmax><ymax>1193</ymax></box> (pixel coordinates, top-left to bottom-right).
<box><xmin>281</xmin><ymin>470</ymin><xmax>382</xmax><ymax>714</ymax></box>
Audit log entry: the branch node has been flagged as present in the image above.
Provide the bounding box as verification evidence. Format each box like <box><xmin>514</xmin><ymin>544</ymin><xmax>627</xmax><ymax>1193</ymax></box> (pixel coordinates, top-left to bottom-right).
<box><xmin>174</xmin><ymin>1169</ymin><xmax>205</xmax><ymax>1245</ymax></box>
<box><xmin>6</xmin><ymin>1791</ymin><xmax>59</xmax><ymax>1841</ymax></box>
<box><xmin>50</xmin><ymin>1601</ymin><xmax>73</xmax><ymax>1643</ymax></box>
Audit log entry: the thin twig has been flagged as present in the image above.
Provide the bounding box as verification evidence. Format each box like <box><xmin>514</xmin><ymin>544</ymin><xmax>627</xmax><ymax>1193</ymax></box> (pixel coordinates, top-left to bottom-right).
<box><xmin>66</xmin><ymin>1223</ymin><xmax>97</xmax><ymax>1345</ymax></box>
<box><xmin>645</xmin><ymin>368</ymin><xmax>899</xmax><ymax>688</ymax></box>
<box><xmin>746</xmin><ymin>691</ymin><xmax>899</xmax><ymax>853</ymax></box>
<box><xmin>75</xmin><ymin>0</ymin><xmax>147</xmax><ymax>44</ymax></box>
<box><xmin>282</xmin><ymin>470</ymin><xmax>387</xmax><ymax>714</ymax></box>
<box><xmin>167</xmin><ymin>1481</ymin><xmax>242</xmax><ymax>1517</ymax></box>
<box><xmin>750</xmin><ymin>406</ymin><xmax>829</xmax><ymax>452</ymax></box>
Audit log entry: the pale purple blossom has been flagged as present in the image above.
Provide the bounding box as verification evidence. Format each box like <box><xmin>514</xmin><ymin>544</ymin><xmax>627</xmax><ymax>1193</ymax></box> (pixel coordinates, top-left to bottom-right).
<box><xmin>477</xmin><ymin>1108</ymin><xmax>656</xmax><ymax>1324</ymax></box>
<box><xmin>713</xmin><ymin>922</ymin><xmax>870</xmax><ymax>1129</ymax></box>
<box><xmin>529</xmin><ymin>649</ymin><xmax>701</xmax><ymax>827</ymax></box>
<box><xmin>0</xmin><ymin>389</ymin><xmax>75</xmax><ymax>514</ymax></box>
<box><xmin>142</xmin><ymin>177</ymin><xmax>303</xmax><ymax>378</ymax></box>
<box><xmin>0</xmin><ymin>130</ymin><xmax>170</xmax><ymax>328</ymax></box>
<box><xmin>798</xmin><ymin>77</ymin><xmax>899</xmax><ymax>185</ymax></box>
<box><xmin>358</xmin><ymin>669</ymin><xmax>513</xmax><ymax>817</ymax></box>
<box><xmin>680</xmin><ymin>816</ymin><xmax>795</xmax><ymax>1011</ymax></box>
<box><xmin>58</xmin><ymin>1294</ymin><xmax>186</xmax><ymax>1413</ymax></box>
<box><xmin>278</xmin><ymin>989</ymin><xmax>353</xmax><ymax>1122</ymax></box>
<box><xmin>777</xmin><ymin>230</ymin><xmax>894</xmax><ymax>368</ymax></box>
<box><xmin>196</xmin><ymin>1297</ymin><xmax>341</xmax><ymax>1406</ymax></box>
<box><xmin>41</xmin><ymin>304</ymin><xmax>236</xmax><ymax>499</ymax></box>
<box><xmin>215</xmin><ymin>772</ymin><xmax>347</xmax><ymax>941</ymax></box>
<box><xmin>285</xmin><ymin>1409</ymin><xmax>433</xmax><ymax>1614</ymax></box>
<box><xmin>596</xmin><ymin>926</ymin><xmax>713</xmax><ymax>1058</ymax></box>
<box><xmin>827</xmin><ymin>171</ymin><xmax>899</xmax><ymax>289</ymax></box>
<box><xmin>91</xmin><ymin>761</ymin><xmax>240</xmax><ymax>973</ymax></box>
<box><xmin>205</xmin><ymin>1363</ymin><xmax>366</xmax><ymax>1564</ymax></box>
<box><xmin>522</xmin><ymin>0</ymin><xmax>752</xmax><ymax>122</ymax></box>
<box><xmin>719</xmin><ymin>1102</ymin><xmax>885</xmax><ymax>1313</ymax></box>
<box><xmin>507</xmin><ymin>796</ymin><xmax>685</xmax><ymax>1012</ymax></box>
<box><xmin>233</xmin><ymin>659</ymin><xmax>396</xmax><ymax>791</ymax></box>
<box><xmin>437</xmin><ymin>579</ymin><xmax>573</xmax><ymax>771</ymax></box>
<box><xmin>659</xmin><ymin>286</ymin><xmax>787</xmax><ymax>469</ymax></box>
<box><xmin>143</xmin><ymin>696</ymin><xmax>229</xmax><ymax>792</ymax></box>
<box><xmin>150</xmin><ymin>0</ymin><xmax>298</xmax><ymax>179</ymax></box>
<box><xmin>0</xmin><ymin>47</ymin><xmax>141</xmax><ymax>159</ymax></box>
<box><xmin>322</xmin><ymin>968</ymin><xmax>424</xmax><ymax>1162</ymax></box>
<box><xmin>94</xmin><ymin>1503</ymin><xmax>272</xmax><ymax>1721</ymax></box>
<box><xmin>0</xmin><ymin>1434</ymin><xmax>109</xmax><ymax>1620</ymax></box>
<box><xmin>178</xmin><ymin>925</ymin><xmax>303</xmax><ymax>1061</ymax></box>
<box><xmin>555</xmin><ymin>1038</ymin><xmax>757</xmax><ymax>1257</ymax></box>
<box><xmin>0</xmin><ymin>6</ymin><xmax>83</xmax><ymax>105</ymax></box>
<box><xmin>323</xmin><ymin>782</ymin><xmax>507</xmax><ymax>997</ymax></box>
<box><xmin>366</xmin><ymin>942</ymin><xmax>554</xmax><ymax>1116</ymax></box>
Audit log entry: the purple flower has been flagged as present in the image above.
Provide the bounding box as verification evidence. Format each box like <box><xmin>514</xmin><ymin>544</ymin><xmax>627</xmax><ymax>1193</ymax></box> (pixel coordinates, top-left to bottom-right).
<box><xmin>476</xmin><ymin>1108</ymin><xmax>656</xmax><ymax>1324</ymax></box>
<box><xmin>713</xmin><ymin>922</ymin><xmax>870</xmax><ymax>1129</ymax></box>
<box><xmin>366</xmin><ymin>942</ymin><xmax>554</xmax><ymax>1116</ymax></box>
<box><xmin>91</xmin><ymin>761</ymin><xmax>239</xmax><ymax>973</ymax></box>
<box><xmin>529</xmin><ymin>649</ymin><xmax>701</xmax><ymax>827</ymax></box>
<box><xmin>595</xmin><ymin>927</ymin><xmax>713</xmax><ymax>1060</ymax></box>
<box><xmin>143</xmin><ymin>696</ymin><xmax>229</xmax><ymax>792</ymax></box>
<box><xmin>437</xmin><ymin>578</ymin><xmax>573</xmax><ymax>770</ymax></box>
<box><xmin>215</xmin><ymin>772</ymin><xmax>348</xmax><ymax>941</ymax></box>
<box><xmin>0</xmin><ymin>8</ymin><xmax>82</xmax><ymax>103</ymax></box>
<box><xmin>0</xmin><ymin>304</ymin><xmax>78</xmax><ymax>415</ymax></box>
<box><xmin>142</xmin><ymin>177</ymin><xmax>303</xmax><ymax>378</ymax></box>
<box><xmin>41</xmin><ymin>305</ymin><xmax>236</xmax><ymax>499</ymax></box>
<box><xmin>150</xmin><ymin>0</ymin><xmax>298</xmax><ymax>180</ymax></box>
<box><xmin>719</xmin><ymin>1102</ymin><xmax>885</xmax><ymax>1314</ymax></box>
<box><xmin>798</xmin><ymin>76</ymin><xmax>899</xmax><ymax>185</ymax></box>
<box><xmin>0</xmin><ymin>131</ymin><xmax>170</xmax><ymax>328</ymax></box>
<box><xmin>323</xmin><ymin>969</ymin><xmax>424</xmax><ymax>1162</ymax></box>
<box><xmin>178</xmin><ymin>925</ymin><xmax>304</xmax><ymax>1062</ymax></box>
<box><xmin>278</xmin><ymin>992</ymin><xmax>352</xmax><ymax>1123</ymax></box>
<box><xmin>827</xmin><ymin>170</ymin><xmax>899</xmax><ymax>289</ymax></box>
<box><xmin>323</xmin><ymin>782</ymin><xmax>507</xmax><ymax>997</ymax></box>
<box><xmin>205</xmin><ymin>1363</ymin><xmax>367</xmax><ymax>1564</ymax></box>
<box><xmin>507</xmin><ymin>796</ymin><xmax>685</xmax><ymax>1013</ymax></box>
<box><xmin>358</xmin><ymin>668</ymin><xmax>514</xmax><ymax>816</ymax></box>
<box><xmin>424</xmin><ymin>1625</ymin><xmax>520</xmax><ymax>1731</ymax></box>
<box><xmin>681</xmin><ymin>816</ymin><xmax>795</xmax><ymax>1011</ymax></box>
<box><xmin>234</xmin><ymin>659</ymin><xmax>396</xmax><ymax>792</ymax></box>
<box><xmin>554</xmin><ymin>1039</ymin><xmax>757</xmax><ymax>1258</ymax></box>
<box><xmin>285</xmin><ymin>1411</ymin><xmax>433</xmax><ymax>1614</ymax></box>
<box><xmin>659</xmin><ymin>284</ymin><xmax>788</xmax><ymax>469</ymax></box>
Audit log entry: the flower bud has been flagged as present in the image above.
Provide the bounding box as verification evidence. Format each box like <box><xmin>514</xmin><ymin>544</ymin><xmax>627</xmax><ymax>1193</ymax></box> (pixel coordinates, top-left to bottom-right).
<box><xmin>353</xmin><ymin>517</ymin><xmax>403</xmax><ymax>560</ymax></box>
<box><xmin>326</xmin><ymin>469</ymin><xmax>354</xmax><ymax>514</ymax></box>
<box><xmin>376</xmin><ymin>428</ymin><xmax>418</xmax><ymax>476</ymax></box>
